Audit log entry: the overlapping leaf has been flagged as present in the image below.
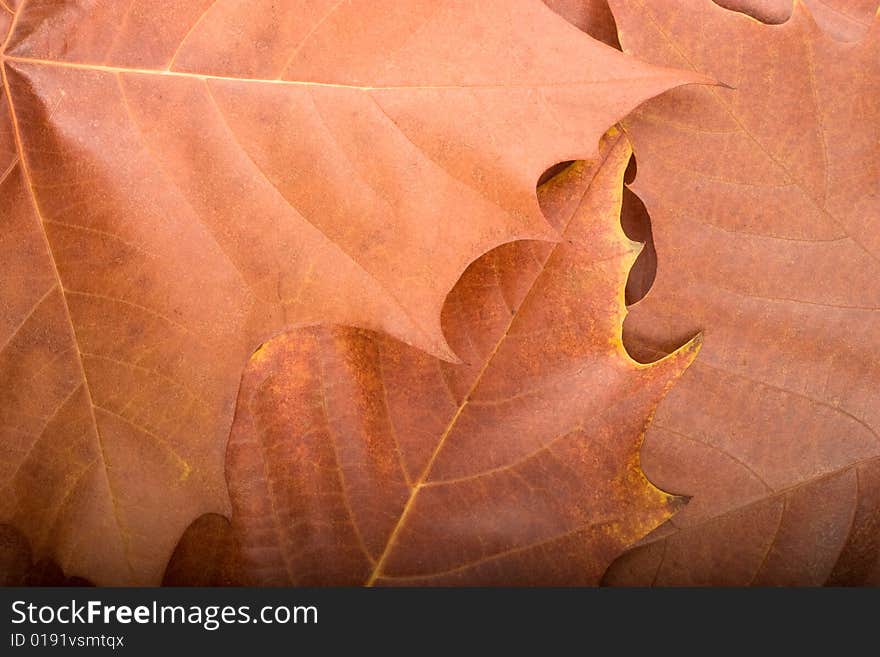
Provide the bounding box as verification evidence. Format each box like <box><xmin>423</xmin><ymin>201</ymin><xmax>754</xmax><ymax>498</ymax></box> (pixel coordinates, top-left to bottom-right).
<box><xmin>602</xmin><ymin>0</ymin><xmax>880</xmax><ymax>585</ymax></box>
<box><xmin>170</xmin><ymin>135</ymin><xmax>700</xmax><ymax>585</ymax></box>
<box><xmin>544</xmin><ymin>0</ymin><xmax>622</xmax><ymax>46</ymax></box>
<box><xmin>0</xmin><ymin>0</ymin><xmax>709</xmax><ymax>584</ymax></box>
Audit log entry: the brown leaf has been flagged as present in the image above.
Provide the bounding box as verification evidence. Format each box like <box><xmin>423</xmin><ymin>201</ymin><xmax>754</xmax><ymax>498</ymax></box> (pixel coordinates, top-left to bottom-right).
<box><xmin>217</xmin><ymin>133</ymin><xmax>700</xmax><ymax>586</ymax></box>
<box><xmin>602</xmin><ymin>0</ymin><xmax>880</xmax><ymax>585</ymax></box>
<box><xmin>0</xmin><ymin>1</ymin><xmax>708</xmax><ymax>585</ymax></box>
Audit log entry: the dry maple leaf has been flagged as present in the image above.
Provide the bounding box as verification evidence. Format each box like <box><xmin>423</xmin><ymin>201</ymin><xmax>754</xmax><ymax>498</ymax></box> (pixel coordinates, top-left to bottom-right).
<box><xmin>599</xmin><ymin>0</ymin><xmax>880</xmax><ymax>585</ymax></box>
<box><xmin>0</xmin><ymin>1</ymin><xmax>710</xmax><ymax>585</ymax></box>
<box><xmin>167</xmin><ymin>133</ymin><xmax>701</xmax><ymax>586</ymax></box>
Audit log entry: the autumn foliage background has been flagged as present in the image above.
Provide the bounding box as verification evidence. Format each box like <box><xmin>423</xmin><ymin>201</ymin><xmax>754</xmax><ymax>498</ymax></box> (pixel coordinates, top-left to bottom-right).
<box><xmin>0</xmin><ymin>0</ymin><xmax>877</xmax><ymax>587</ymax></box>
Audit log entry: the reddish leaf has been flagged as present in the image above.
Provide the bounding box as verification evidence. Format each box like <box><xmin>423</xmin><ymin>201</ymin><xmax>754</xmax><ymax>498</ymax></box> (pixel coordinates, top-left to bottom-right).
<box><xmin>602</xmin><ymin>0</ymin><xmax>880</xmax><ymax>585</ymax></box>
<box><xmin>0</xmin><ymin>1</ymin><xmax>707</xmax><ymax>585</ymax></box>
<box><xmin>216</xmin><ymin>134</ymin><xmax>700</xmax><ymax>586</ymax></box>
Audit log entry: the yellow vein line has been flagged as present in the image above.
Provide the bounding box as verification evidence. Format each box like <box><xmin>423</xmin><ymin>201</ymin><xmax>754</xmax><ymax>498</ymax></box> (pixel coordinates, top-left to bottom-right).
<box><xmin>826</xmin><ymin>467</ymin><xmax>862</xmax><ymax>582</ymax></box>
<box><xmin>0</xmin><ymin>0</ymin><xmax>20</xmax><ymax>54</ymax></box>
<box><xmin>706</xmin><ymin>281</ymin><xmax>880</xmax><ymax>311</ymax></box>
<box><xmin>367</xmin><ymin>92</ymin><xmax>522</xmax><ymax>228</ymax></box>
<box><xmin>316</xmin><ymin>340</ymin><xmax>376</xmax><ymax>566</ymax></box>
<box><xmin>812</xmin><ymin>0</ymin><xmax>872</xmax><ymax>28</ymax></box>
<box><xmin>43</xmin><ymin>219</ymin><xmax>163</xmax><ymax>261</ymax></box>
<box><xmin>801</xmin><ymin>30</ymin><xmax>830</xmax><ymax>204</ymax></box>
<box><xmin>379</xmin><ymin>519</ymin><xmax>616</xmax><ymax>583</ymax></box>
<box><xmin>249</xmin><ymin>404</ymin><xmax>298</xmax><ymax>584</ymax></box>
<box><xmin>202</xmin><ymin>79</ymin><xmax>439</xmax><ymax>353</ymax></box>
<box><xmin>0</xmin><ymin>154</ymin><xmax>19</xmax><ymax>186</ymax></box>
<box><xmin>672</xmin><ymin>209</ymin><xmax>848</xmax><ymax>243</ymax></box>
<box><xmin>5</xmin><ymin>383</ymin><xmax>84</xmax><ymax>486</ymax></box>
<box><xmin>747</xmin><ymin>497</ymin><xmax>786</xmax><ymax>585</ymax></box>
<box><xmin>165</xmin><ymin>0</ymin><xmax>219</xmax><ymax>71</ymax></box>
<box><xmin>0</xmin><ymin>284</ymin><xmax>55</xmax><ymax>356</ymax></box>
<box><xmin>39</xmin><ymin>458</ymin><xmax>101</xmax><ymax>552</ymax></box>
<box><xmin>93</xmin><ymin>406</ymin><xmax>191</xmax><ymax>480</ymax></box>
<box><xmin>649</xmin><ymin>539</ymin><xmax>669</xmax><ymax>586</ymax></box>
<box><xmin>420</xmin><ymin>422</ymin><xmax>583</xmax><ymax>489</ymax></box>
<box><xmin>652</xmin><ymin>423</ymin><xmax>773</xmax><ymax>493</ymax></box>
<box><xmin>101</xmin><ymin>0</ymin><xmax>135</xmax><ymax>65</ymax></box>
<box><xmin>4</xmin><ymin>55</ymin><xmax>689</xmax><ymax>91</ymax></box>
<box><xmin>64</xmin><ymin>289</ymin><xmax>200</xmax><ymax>337</ymax></box>
<box><xmin>277</xmin><ymin>0</ymin><xmax>347</xmax><ymax>79</ymax></box>
<box><xmin>696</xmin><ymin>359</ymin><xmax>880</xmax><ymax>446</ymax></box>
<box><xmin>114</xmin><ymin>74</ymin><xmax>254</xmax><ymax>292</ymax></box>
<box><xmin>426</xmin><ymin>380</ymin><xmax>662</xmax><ymax>490</ymax></box>
<box><xmin>642</xmin><ymin>453</ymin><xmax>880</xmax><ymax>553</ymax></box>
<box><xmin>376</xmin><ymin>341</ymin><xmax>414</xmax><ymax>488</ymax></box>
<box><xmin>81</xmin><ymin>352</ymin><xmax>210</xmax><ymax>410</ymax></box>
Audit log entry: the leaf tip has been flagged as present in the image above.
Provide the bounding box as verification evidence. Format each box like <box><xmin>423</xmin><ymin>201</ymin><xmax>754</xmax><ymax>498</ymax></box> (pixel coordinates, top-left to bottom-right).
<box><xmin>250</xmin><ymin>341</ymin><xmax>271</xmax><ymax>364</ymax></box>
<box><xmin>423</xmin><ymin>331</ymin><xmax>463</xmax><ymax>365</ymax></box>
<box><xmin>677</xmin><ymin>331</ymin><xmax>705</xmax><ymax>366</ymax></box>
<box><xmin>666</xmin><ymin>493</ymin><xmax>691</xmax><ymax>514</ymax></box>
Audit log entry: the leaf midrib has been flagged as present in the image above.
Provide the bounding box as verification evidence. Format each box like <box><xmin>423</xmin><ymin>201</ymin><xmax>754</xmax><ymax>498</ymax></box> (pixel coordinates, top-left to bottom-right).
<box><xmin>3</xmin><ymin>54</ymin><xmax>680</xmax><ymax>91</ymax></box>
